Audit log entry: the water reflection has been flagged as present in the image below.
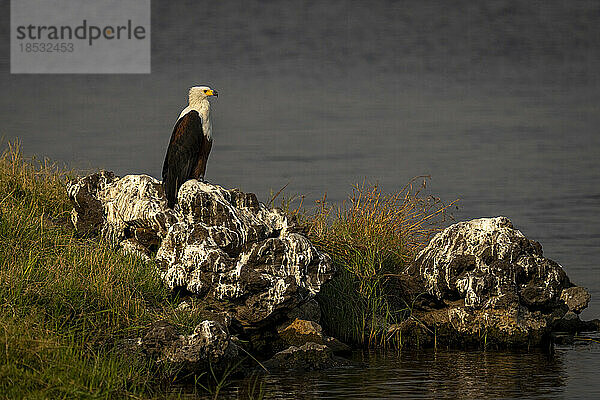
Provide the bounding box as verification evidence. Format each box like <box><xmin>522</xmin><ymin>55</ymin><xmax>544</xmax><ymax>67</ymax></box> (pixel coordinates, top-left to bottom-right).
<box><xmin>220</xmin><ymin>347</ymin><xmax>577</xmax><ymax>399</ymax></box>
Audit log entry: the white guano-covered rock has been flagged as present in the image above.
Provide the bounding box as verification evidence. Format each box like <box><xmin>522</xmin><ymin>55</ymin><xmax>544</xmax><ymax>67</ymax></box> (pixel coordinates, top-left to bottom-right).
<box><xmin>398</xmin><ymin>216</ymin><xmax>590</xmax><ymax>346</ymax></box>
<box><xmin>67</xmin><ymin>172</ymin><xmax>334</xmax><ymax>328</ymax></box>
<box><xmin>410</xmin><ymin>216</ymin><xmax>571</xmax><ymax>309</ymax></box>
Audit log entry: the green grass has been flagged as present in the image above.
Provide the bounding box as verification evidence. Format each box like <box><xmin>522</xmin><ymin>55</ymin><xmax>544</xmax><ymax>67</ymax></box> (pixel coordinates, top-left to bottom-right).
<box><xmin>0</xmin><ymin>141</ymin><xmax>221</xmax><ymax>398</ymax></box>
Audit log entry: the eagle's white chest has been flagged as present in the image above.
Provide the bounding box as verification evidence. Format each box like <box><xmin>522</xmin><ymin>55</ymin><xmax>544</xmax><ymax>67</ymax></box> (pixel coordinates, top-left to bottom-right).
<box><xmin>179</xmin><ymin>100</ymin><xmax>212</xmax><ymax>140</ymax></box>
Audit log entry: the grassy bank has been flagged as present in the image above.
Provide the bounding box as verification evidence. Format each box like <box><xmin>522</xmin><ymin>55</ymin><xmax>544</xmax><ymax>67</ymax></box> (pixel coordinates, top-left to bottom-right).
<box><xmin>0</xmin><ymin>142</ymin><xmax>221</xmax><ymax>398</ymax></box>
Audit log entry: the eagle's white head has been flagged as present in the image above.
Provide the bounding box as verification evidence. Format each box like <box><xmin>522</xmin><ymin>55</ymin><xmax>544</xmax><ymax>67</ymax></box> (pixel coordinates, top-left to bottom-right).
<box><xmin>189</xmin><ymin>86</ymin><xmax>218</xmax><ymax>105</ymax></box>
<box><xmin>182</xmin><ymin>86</ymin><xmax>218</xmax><ymax>140</ymax></box>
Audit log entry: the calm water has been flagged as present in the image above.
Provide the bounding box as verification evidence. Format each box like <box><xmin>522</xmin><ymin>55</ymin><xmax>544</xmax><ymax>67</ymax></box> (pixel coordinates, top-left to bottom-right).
<box><xmin>220</xmin><ymin>335</ymin><xmax>600</xmax><ymax>399</ymax></box>
<box><xmin>1</xmin><ymin>1</ymin><xmax>599</xmax><ymax>398</ymax></box>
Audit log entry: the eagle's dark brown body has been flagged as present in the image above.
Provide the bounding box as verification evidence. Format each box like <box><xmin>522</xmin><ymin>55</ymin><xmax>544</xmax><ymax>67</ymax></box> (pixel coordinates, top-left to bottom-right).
<box><xmin>162</xmin><ymin>110</ymin><xmax>212</xmax><ymax>208</ymax></box>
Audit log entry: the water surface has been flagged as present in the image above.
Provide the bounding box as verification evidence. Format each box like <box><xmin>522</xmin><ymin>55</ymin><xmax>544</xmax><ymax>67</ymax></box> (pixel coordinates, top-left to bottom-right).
<box><xmin>220</xmin><ymin>334</ymin><xmax>600</xmax><ymax>399</ymax></box>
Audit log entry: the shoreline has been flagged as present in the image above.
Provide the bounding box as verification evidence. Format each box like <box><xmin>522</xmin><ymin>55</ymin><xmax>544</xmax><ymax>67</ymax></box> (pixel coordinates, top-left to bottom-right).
<box><xmin>1</xmin><ymin>142</ymin><xmax>596</xmax><ymax>398</ymax></box>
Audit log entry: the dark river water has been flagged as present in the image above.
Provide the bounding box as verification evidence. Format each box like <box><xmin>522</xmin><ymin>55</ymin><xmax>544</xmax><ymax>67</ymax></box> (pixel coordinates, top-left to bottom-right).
<box><xmin>220</xmin><ymin>336</ymin><xmax>600</xmax><ymax>399</ymax></box>
<box><xmin>1</xmin><ymin>1</ymin><xmax>599</xmax><ymax>398</ymax></box>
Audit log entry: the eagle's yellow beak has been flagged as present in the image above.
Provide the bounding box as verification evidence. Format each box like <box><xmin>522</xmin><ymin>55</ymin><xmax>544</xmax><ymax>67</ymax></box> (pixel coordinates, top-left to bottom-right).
<box><xmin>206</xmin><ymin>89</ymin><xmax>218</xmax><ymax>97</ymax></box>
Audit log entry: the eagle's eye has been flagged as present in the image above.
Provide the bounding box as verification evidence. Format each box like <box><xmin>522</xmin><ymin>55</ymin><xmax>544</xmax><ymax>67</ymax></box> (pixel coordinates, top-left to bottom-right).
<box><xmin>203</xmin><ymin>90</ymin><xmax>208</xmax><ymax>93</ymax></box>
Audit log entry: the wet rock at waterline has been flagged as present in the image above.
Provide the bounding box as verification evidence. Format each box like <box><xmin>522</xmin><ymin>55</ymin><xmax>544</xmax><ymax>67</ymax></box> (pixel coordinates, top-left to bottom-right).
<box><xmin>67</xmin><ymin>172</ymin><xmax>335</xmax><ymax>329</ymax></box>
<box><xmin>396</xmin><ymin>217</ymin><xmax>591</xmax><ymax>347</ymax></box>
<box><xmin>261</xmin><ymin>342</ymin><xmax>353</xmax><ymax>372</ymax></box>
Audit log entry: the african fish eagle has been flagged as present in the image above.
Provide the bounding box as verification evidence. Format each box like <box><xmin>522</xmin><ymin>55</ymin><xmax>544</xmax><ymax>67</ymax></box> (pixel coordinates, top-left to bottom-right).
<box><xmin>162</xmin><ymin>86</ymin><xmax>218</xmax><ymax>208</ymax></box>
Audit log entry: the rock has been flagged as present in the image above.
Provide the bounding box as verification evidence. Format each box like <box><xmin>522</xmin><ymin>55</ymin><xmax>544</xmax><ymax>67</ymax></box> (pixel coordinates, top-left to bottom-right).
<box><xmin>585</xmin><ymin>319</ymin><xmax>600</xmax><ymax>331</ymax></box>
<box><xmin>553</xmin><ymin>312</ymin><xmax>600</xmax><ymax>333</ymax></box>
<box><xmin>163</xmin><ymin>320</ymin><xmax>238</xmax><ymax>365</ymax></box>
<box><xmin>155</xmin><ymin>179</ymin><xmax>334</xmax><ymax>327</ymax></box>
<box><xmin>68</xmin><ymin>172</ymin><xmax>337</xmax><ymax>371</ymax></box>
<box><xmin>285</xmin><ymin>299</ymin><xmax>322</xmax><ymax>323</ymax></box>
<box><xmin>100</xmin><ymin>174</ymin><xmax>176</xmax><ymax>245</ymax></box>
<box><xmin>391</xmin><ymin>301</ymin><xmax>568</xmax><ymax>348</ymax></box>
<box><xmin>400</xmin><ymin>217</ymin><xmax>586</xmax><ymax>347</ymax></box>
<box><xmin>408</xmin><ymin>217</ymin><xmax>570</xmax><ymax>308</ymax></box>
<box><xmin>553</xmin><ymin>311</ymin><xmax>583</xmax><ymax>332</ymax></box>
<box><xmin>67</xmin><ymin>173</ymin><xmax>334</xmax><ymax>330</ymax></box>
<box><xmin>278</xmin><ymin>319</ymin><xmax>351</xmax><ymax>354</ymax></box>
<box><xmin>550</xmin><ymin>331</ymin><xmax>575</xmax><ymax>345</ymax></box>
<box><xmin>262</xmin><ymin>342</ymin><xmax>351</xmax><ymax>372</ymax></box>
<box><xmin>67</xmin><ymin>172</ymin><xmax>177</xmax><ymax>248</ymax></box>
<box><xmin>278</xmin><ymin>319</ymin><xmax>322</xmax><ymax>343</ymax></box>
<box><xmin>139</xmin><ymin>321</ymin><xmax>180</xmax><ymax>358</ymax></box>
<box><xmin>560</xmin><ymin>286</ymin><xmax>591</xmax><ymax>314</ymax></box>
<box><xmin>387</xmin><ymin>318</ymin><xmax>434</xmax><ymax>347</ymax></box>
<box><xmin>120</xmin><ymin>238</ymin><xmax>151</xmax><ymax>261</ymax></box>
<box><xmin>67</xmin><ymin>170</ymin><xmax>115</xmax><ymax>234</ymax></box>
<box><xmin>140</xmin><ymin>320</ymin><xmax>238</xmax><ymax>368</ymax></box>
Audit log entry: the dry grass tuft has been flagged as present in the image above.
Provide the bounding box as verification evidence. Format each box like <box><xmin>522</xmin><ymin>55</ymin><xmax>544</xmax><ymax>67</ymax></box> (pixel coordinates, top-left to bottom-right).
<box><xmin>304</xmin><ymin>178</ymin><xmax>455</xmax><ymax>346</ymax></box>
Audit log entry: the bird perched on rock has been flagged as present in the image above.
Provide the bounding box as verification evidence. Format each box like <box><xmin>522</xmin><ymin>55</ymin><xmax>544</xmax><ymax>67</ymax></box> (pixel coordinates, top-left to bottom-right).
<box><xmin>162</xmin><ymin>86</ymin><xmax>218</xmax><ymax>208</ymax></box>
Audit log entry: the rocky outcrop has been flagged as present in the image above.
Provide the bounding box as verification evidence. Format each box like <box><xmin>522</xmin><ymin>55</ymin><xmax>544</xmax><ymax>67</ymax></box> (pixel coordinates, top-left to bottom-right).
<box><xmin>67</xmin><ymin>172</ymin><xmax>334</xmax><ymax>331</ymax></box>
<box><xmin>67</xmin><ymin>171</ymin><xmax>593</xmax><ymax>363</ymax></box>
<box><xmin>395</xmin><ymin>217</ymin><xmax>591</xmax><ymax>347</ymax></box>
